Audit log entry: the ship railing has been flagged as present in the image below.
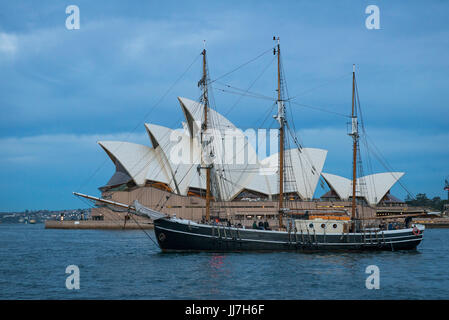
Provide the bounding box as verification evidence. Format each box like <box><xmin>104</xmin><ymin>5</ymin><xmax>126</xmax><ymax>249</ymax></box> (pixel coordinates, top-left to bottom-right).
<box><xmin>210</xmin><ymin>222</ymin><xmax>241</xmax><ymax>241</ymax></box>
<box><xmin>362</xmin><ymin>227</ymin><xmax>388</xmax><ymax>247</ymax></box>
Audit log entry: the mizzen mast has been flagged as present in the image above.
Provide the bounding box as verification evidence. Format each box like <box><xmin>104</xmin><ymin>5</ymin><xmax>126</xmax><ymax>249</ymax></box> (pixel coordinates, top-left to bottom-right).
<box><xmin>274</xmin><ymin>36</ymin><xmax>285</xmax><ymax>229</ymax></box>
<box><xmin>349</xmin><ymin>64</ymin><xmax>358</xmax><ymax>223</ymax></box>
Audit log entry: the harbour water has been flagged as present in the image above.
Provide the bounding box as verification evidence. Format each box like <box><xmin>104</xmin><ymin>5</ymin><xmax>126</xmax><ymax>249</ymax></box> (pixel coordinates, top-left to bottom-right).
<box><xmin>0</xmin><ymin>224</ymin><xmax>448</xmax><ymax>299</ymax></box>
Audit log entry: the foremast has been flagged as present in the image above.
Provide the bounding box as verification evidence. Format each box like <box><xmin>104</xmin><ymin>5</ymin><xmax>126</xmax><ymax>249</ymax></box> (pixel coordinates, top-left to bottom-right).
<box><xmin>274</xmin><ymin>37</ymin><xmax>285</xmax><ymax>229</ymax></box>
<box><xmin>199</xmin><ymin>47</ymin><xmax>212</xmax><ymax>222</ymax></box>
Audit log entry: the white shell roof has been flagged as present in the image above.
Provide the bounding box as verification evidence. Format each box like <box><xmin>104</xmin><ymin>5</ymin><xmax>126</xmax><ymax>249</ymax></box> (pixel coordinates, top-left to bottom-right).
<box><xmin>320</xmin><ymin>173</ymin><xmax>352</xmax><ymax>200</ymax></box>
<box><xmin>291</xmin><ymin>148</ymin><xmax>327</xmax><ymax>199</ymax></box>
<box><xmin>246</xmin><ymin>148</ymin><xmax>327</xmax><ymax>199</ymax></box>
<box><xmin>321</xmin><ymin>172</ymin><xmax>405</xmax><ymax>205</ymax></box>
<box><xmin>177</xmin><ymin>97</ymin><xmax>259</xmax><ymax>200</ymax></box>
<box><xmin>99</xmin><ymin>97</ymin><xmax>330</xmax><ymax>201</ymax></box>
<box><xmin>178</xmin><ymin>97</ymin><xmax>239</xmax><ymax>137</ymax></box>
<box><xmin>98</xmin><ymin>141</ymin><xmax>169</xmax><ymax>186</ymax></box>
<box><xmin>144</xmin><ymin>123</ymin><xmax>204</xmax><ymax>194</ymax></box>
<box><xmin>359</xmin><ymin>172</ymin><xmax>405</xmax><ymax>205</ymax></box>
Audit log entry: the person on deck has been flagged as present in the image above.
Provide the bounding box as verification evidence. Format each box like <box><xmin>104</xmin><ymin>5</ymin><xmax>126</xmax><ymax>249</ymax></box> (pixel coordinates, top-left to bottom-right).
<box><xmin>405</xmin><ymin>216</ymin><xmax>412</xmax><ymax>228</ymax></box>
<box><xmin>264</xmin><ymin>220</ymin><xmax>270</xmax><ymax>230</ymax></box>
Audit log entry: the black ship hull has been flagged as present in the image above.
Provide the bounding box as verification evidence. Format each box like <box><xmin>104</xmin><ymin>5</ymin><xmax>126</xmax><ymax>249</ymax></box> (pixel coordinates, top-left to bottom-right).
<box><xmin>154</xmin><ymin>218</ymin><xmax>424</xmax><ymax>252</ymax></box>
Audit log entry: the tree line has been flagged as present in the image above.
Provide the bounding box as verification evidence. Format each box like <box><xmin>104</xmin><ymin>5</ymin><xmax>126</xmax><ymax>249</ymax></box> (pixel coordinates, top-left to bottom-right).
<box><xmin>405</xmin><ymin>193</ymin><xmax>449</xmax><ymax>211</ymax></box>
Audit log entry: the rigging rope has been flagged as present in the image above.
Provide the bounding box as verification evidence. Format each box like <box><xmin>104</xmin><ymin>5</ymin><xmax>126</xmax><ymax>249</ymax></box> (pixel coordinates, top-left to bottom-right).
<box><xmin>127</xmin><ymin>212</ymin><xmax>160</xmax><ymax>248</ymax></box>
<box><xmin>209</xmin><ymin>47</ymin><xmax>274</xmax><ymax>85</ymax></box>
<box><xmin>213</xmin><ymin>86</ymin><xmax>275</xmax><ymax>102</ymax></box>
<box><xmin>288</xmin><ymin>72</ymin><xmax>352</xmax><ymax>100</ymax></box>
<box><xmin>289</xmin><ymin>101</ymin><xmax>350</xmax><ymax>118</ymax></box>
<box><xmin>76</xmin><ymin>194</ymin><xmax>160</xmax><ymax>248</ymax></box>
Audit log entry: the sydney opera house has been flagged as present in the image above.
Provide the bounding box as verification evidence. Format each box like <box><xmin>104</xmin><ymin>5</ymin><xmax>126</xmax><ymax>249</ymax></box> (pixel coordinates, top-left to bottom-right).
<box><xmin>92</xmin><ymin>97</ymin><xmax>409</xmax><ymax>226</ymax></box>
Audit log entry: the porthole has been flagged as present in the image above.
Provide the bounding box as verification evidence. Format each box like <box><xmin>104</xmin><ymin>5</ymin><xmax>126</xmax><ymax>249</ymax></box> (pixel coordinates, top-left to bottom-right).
<box><xmin>309</xmin><ymin>223</ymin><xmax>314</xmax><ymax>228</ymax></box>
<box><xmin>321</xmin><ymin>223</ymin><xmax>326</xmax><ymax>229</ymax></box>
<box><xmin>333</xmin><ymin>224</ymin><xmax>338</xmax><ymax>229</ymax></box>
<box><xmin>158</xmin><ymin>232</ymin><xmax>166</xmax><ymax>242</ymax></box>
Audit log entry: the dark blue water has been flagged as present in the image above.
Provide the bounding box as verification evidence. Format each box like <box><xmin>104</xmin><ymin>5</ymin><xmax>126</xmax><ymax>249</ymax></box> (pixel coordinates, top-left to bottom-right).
<box><xmin>0</xmin><ymin>224</ymin><xmax>448</xmax><ymax>299</ymax></box>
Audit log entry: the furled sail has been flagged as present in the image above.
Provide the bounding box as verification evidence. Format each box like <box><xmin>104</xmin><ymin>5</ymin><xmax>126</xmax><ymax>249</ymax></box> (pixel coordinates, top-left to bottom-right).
<box><xmin>133</xmin><ymin>200</ymin><xmax>167</xmax><ymax>220</ymax></box>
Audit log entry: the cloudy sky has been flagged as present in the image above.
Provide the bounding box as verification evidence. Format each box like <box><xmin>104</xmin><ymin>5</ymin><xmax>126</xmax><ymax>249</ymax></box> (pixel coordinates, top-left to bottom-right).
<box><xmin>0</xmin><ymin>0</ymin><xmax>448</xmax><ymax>211</ymax></box>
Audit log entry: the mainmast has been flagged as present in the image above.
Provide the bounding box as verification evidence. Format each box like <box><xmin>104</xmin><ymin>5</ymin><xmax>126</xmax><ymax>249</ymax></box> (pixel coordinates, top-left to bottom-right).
<box><xmin>274</xmin><ymin>37</ymin><xmax>285</xmax><ymax>229</ymax></box>
<box><xmin>349</xmin><ymin>64</ymin><xmax>358</xmax><ymax>222</ymax></box>
<box><xmin>200</xmin><ymin>47</ymin><xmax>212</xmax><ymax>222</ymax></box>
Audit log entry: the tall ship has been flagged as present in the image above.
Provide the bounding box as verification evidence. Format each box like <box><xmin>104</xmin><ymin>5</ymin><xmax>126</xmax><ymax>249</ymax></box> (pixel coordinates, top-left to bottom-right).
<box><xmin>75</xmin><ymin>38</ymin><xmax>425</xmax><ymax>251</ymax></box>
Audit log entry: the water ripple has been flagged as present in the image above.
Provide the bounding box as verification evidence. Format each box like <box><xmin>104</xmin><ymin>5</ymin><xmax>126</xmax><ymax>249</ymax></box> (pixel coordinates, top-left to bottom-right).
<box><xmin>0</xmin><ymin>224</ymin><xmax>448</xmax><ymax>299</ymax></box>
